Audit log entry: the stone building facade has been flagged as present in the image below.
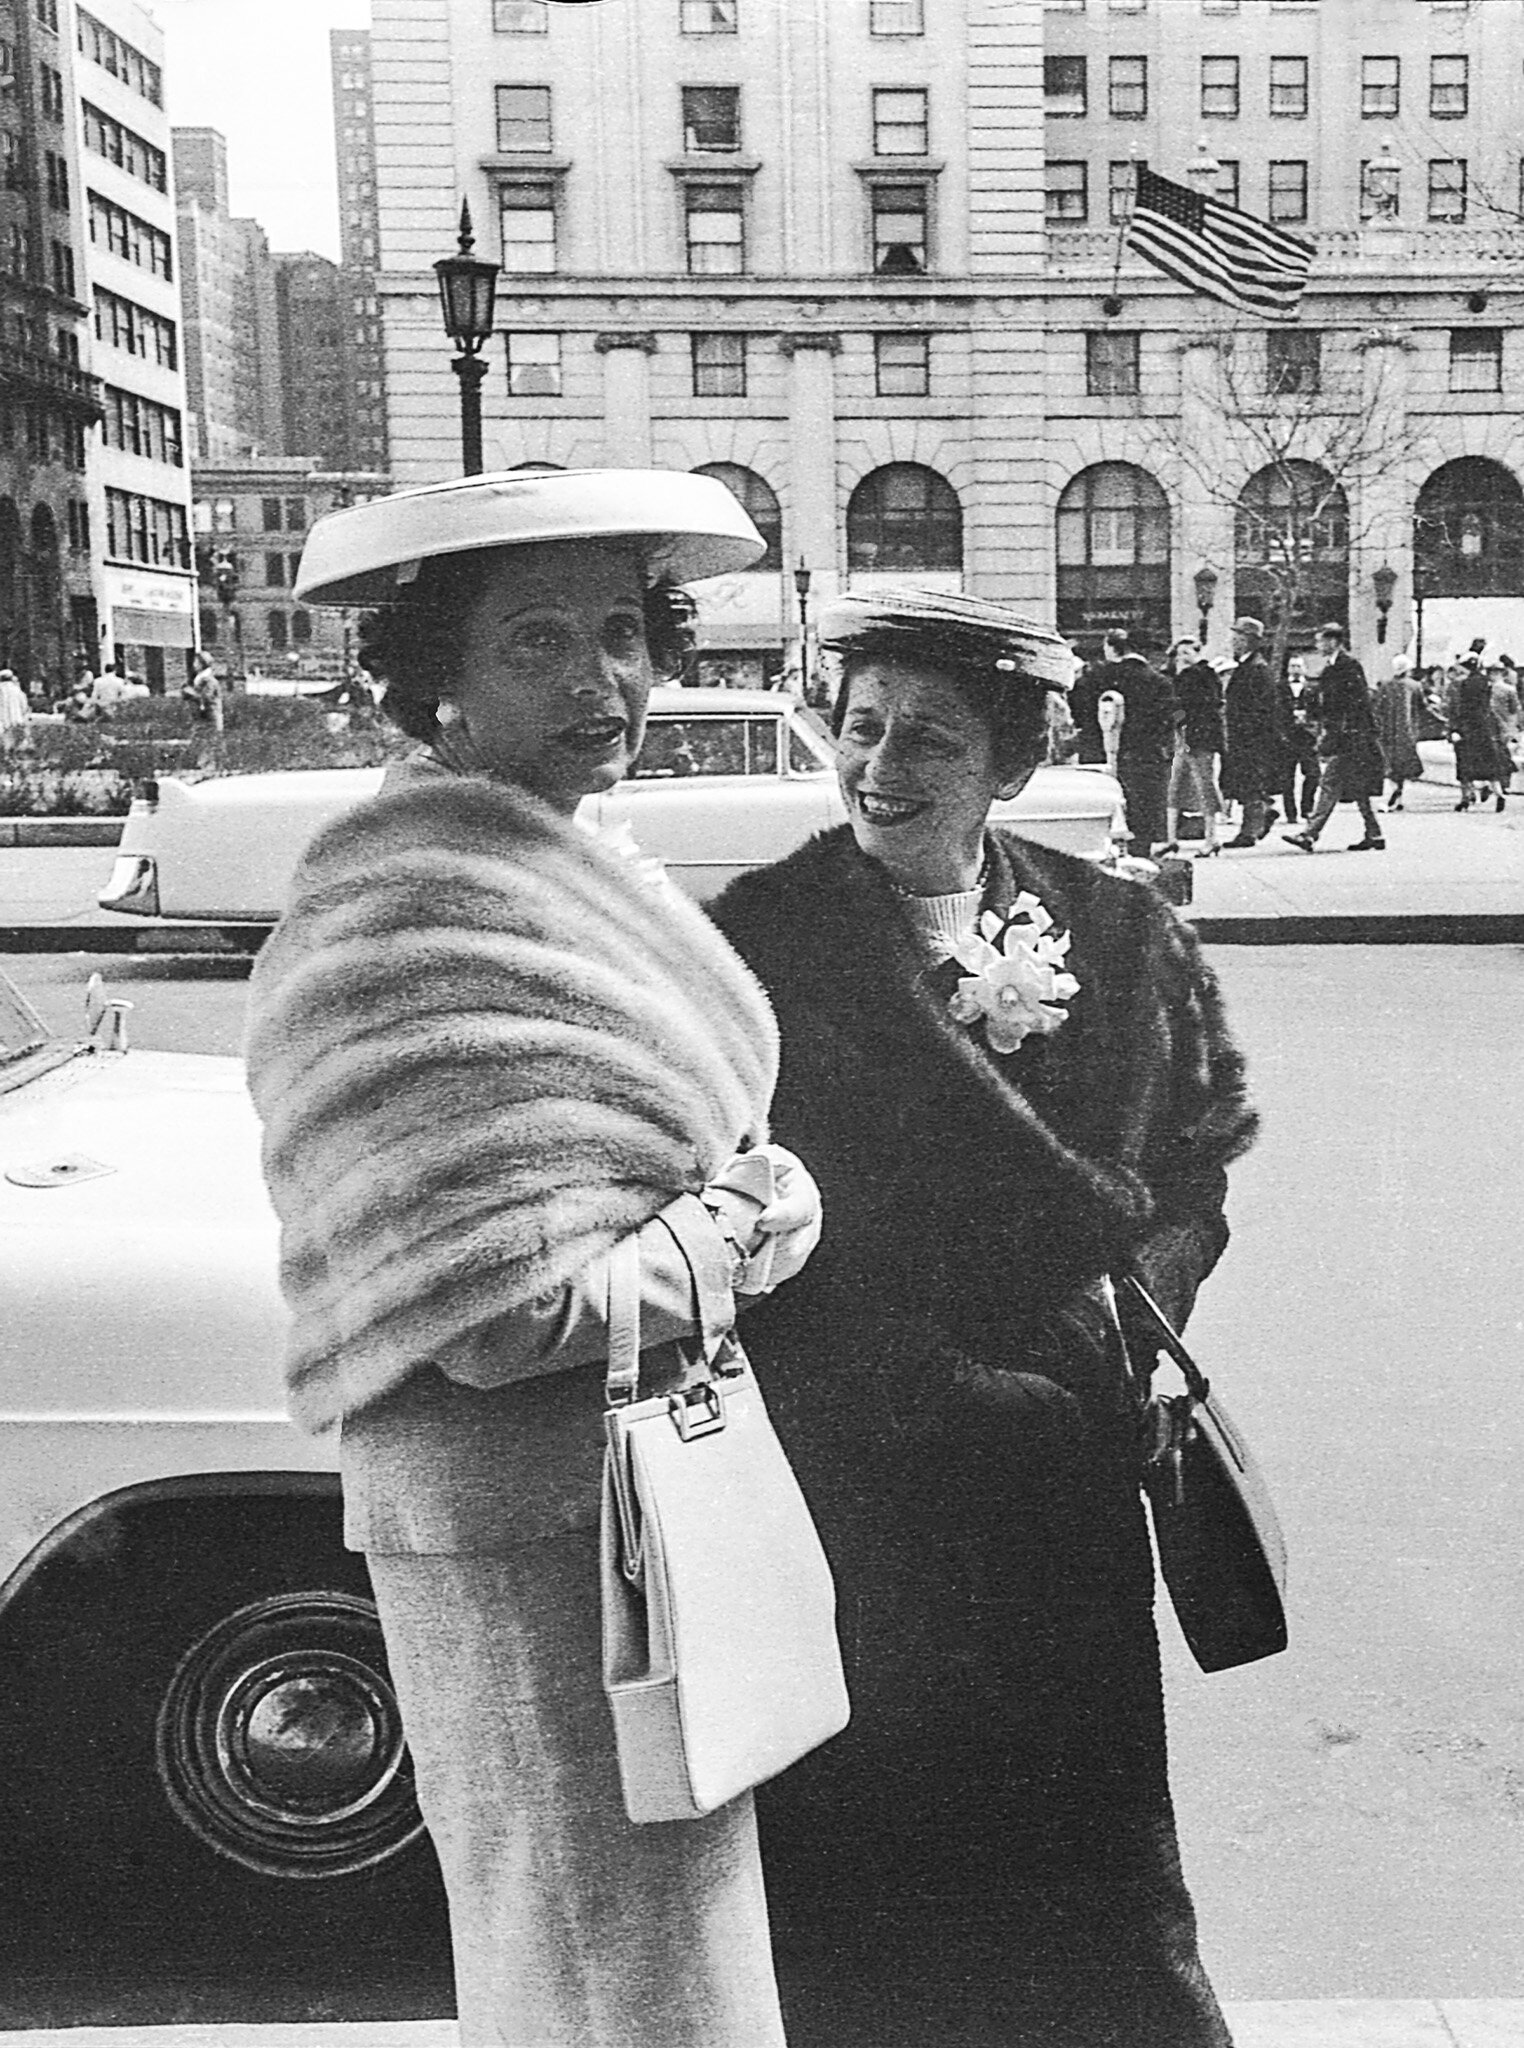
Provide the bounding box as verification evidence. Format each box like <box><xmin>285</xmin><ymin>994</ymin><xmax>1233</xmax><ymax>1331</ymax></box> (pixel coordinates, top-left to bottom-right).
<box><xmin>367</xmin><ymin>0</ymin><xmax>1524</xmax><ymax>675</ymax></box>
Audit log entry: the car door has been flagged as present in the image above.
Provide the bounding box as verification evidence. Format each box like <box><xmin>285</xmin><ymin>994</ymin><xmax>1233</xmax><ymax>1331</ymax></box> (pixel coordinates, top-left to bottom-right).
<box><xmin>591</xmin><ymin>709</ymin><xmax>838</xmax><ymax>901</ymax></box>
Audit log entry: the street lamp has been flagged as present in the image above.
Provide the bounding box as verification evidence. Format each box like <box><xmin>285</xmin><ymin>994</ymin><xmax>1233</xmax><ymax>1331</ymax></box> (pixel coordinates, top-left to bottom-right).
<box><xmin>1372</xmin><ymin>562</ymin><xmax>1398</xmax><ymax>645</ymax></box>
<box><xmin>793</xmin><ymin>558</ymin><xmax>814</xmax><ymax>703</ymax></box>
<box><xmin>434</xmin><ymin>198</ymin><xmax>500</xmax><ymax>476</ymax></box>
<box><xmin>1193</xmin><ymin>565</ymin><xmax>1219</xmax><ymax>646</ymax></box>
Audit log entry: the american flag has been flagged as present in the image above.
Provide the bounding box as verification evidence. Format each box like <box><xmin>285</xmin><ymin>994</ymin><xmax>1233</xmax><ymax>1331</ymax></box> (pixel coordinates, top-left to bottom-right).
<box><xmin>1124</xmin><ymin>164</ymin><xmax>1314</xmax><ymax>323</ymax></box>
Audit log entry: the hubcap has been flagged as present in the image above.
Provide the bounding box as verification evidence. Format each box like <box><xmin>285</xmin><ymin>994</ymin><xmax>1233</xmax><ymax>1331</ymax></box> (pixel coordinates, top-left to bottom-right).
<box><xmin>156</xmin><ymin>1591</ymin><xmax>424</xmax><ymax>1879</ymax></box>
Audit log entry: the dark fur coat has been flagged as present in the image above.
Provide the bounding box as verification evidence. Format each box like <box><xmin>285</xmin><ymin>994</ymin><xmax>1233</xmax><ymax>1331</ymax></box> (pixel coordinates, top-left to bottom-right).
<box><xmin>710</xmin><ymin>826</ymin><xmax>1255</xmax><ymax>2048</ymax></box>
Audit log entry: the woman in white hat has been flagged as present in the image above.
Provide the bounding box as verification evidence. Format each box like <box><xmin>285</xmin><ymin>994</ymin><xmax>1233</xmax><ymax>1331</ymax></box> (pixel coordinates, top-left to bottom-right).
<box><xmin>245</xmin><ymin>469</ymin><xmax>822</xmax><ymax>2047</ymax></box>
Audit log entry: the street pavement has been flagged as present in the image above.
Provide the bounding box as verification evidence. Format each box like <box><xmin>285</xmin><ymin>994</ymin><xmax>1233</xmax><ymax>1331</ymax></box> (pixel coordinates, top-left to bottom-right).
<box><xmin>8</xmin><ymin>2012</ymin><xmax>1524</xmax><ymax>2047</ymax></box>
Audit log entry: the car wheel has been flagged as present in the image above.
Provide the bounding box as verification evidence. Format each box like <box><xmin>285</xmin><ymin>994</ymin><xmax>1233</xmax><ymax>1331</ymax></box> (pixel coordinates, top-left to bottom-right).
<box><xmin>1</xmin><ymin>1492</ymin><xmax>449</xmax><ymax>1974</ymax></box>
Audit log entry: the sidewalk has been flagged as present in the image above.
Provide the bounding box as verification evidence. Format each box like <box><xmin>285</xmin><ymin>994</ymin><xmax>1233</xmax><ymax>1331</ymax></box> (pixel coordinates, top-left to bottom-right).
<box><xmin>5</xmin><ymin>2006</ymin><xmax>1524</xmax><ymax>2045</ymax></box>
<box><xmin>3</xmin><ymin>757</ymin><xmax>1523</xmax><ymax>952</ymax></box>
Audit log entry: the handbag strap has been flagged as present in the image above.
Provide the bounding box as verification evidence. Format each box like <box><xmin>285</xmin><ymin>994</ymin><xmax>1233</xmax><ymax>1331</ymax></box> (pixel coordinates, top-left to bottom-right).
<box><xmin>604</xmin><ymin>1205</ymin><xmax>741</xmax><ymax>1411</ymax></box>
<box><xmin>1116</xmin><ymin>1274</ymin><xmax>1212</xmax><ymax>1406</ymax></box>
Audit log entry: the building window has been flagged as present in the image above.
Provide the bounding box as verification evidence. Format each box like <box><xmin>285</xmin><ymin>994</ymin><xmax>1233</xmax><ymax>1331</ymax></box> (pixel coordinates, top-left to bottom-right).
<box><xmin>262</xmin><ymin>497</ymin><xmax>282</xmax><ymax>532</ymax></box>
<box><xmin>1362</xmin><ymin>56</ymin><xmax>1399</xmax><ymax>119</ymax></box>
<box><xmin>39</xmin><ymin>63</ymin><xmax>63</xmax><ymax>120</ymax></box>
<box><xmin>77</xmin><ymin>8</ymin><xmax>162</xmax><ymax>104</ymax></box>
<box><xmin>211</xmin><ymin>497</ymin><xmax>235</xmax><ymax>532</ymax></box>
<box><xmin>292</xmin><ymin>610</ymin><xmax>312</xmax><ymax>645</ymax></box>
<box><xmin>1201</xmin><ymin>55</ymin><xmax>1239</xmax><ymax>119</ymax></box>
<box><xmin>1268</xmin><ymin>160</ymin><xmax>1308</xmax><ymax>223</ymax></box>
<box><xmin>1044</xmin><ymin>55</ymin><xmax>1087</xmax><ymax>118</ymax></box>
<box><xmin>680</xmin><ymin>0</ymin><xmax>736</xmax><ymax>31</ymax></box>
<box><xmin>50</xmin><ymin>241</ymin><xmax>73</xmax><ymax>296</ymax></box>
<box><xmin>500</xmin><ymin>182</ymin><xmax>557</xmax><ymax>270</ymax></box>
<box><xmin>1046</xmin><ymin>160</ymin><xmax>1088</xmax><ymax>224</ymax></box>
<box><xmin>691</xmin><ymin>331</ymin><xmax>746</xmax><ymax>397</ymax></box>
<box><xmin>1430</xmin><ymin>54</ymin><xmax>1468</xmax><ymax>120</ymax></box>
<box><xmin>871</xmin><ymin>183</ymin><xmax>928</xmax><ymax>271</ymax></box>
<box><xmin>506</xmin><ymin>331</ymin><xmax>562</xmax><ymax>394</ymax></box>
<box><xmin>496</xmin><ymin>84</ymin><xmax>552</xmax><ymax>152</ymax></box>
<box><xmin>1269</xmin><ymin>55</ymin><xmax>1308</xmax><ymax>118</ymax></box>
<box><xmin>846</xmin><ymin>463</ymin><xmax>962</xmax><ymax>574</ymax></box>
<box><xmin>682</xmin><ymin>85</ymin><xmax>740</xmax><ymax>152</ymax></box>
<box><xmin>493</xmin><ymin>0</ymin><xmax>548</xmax><ymax>28</ymax></box>
<box><xmin>875</xmin><ymin>331</ymin><xmax>929</xmax><ymax>396</ymax></box>
<box><xmin>81</xmin><ymin>100</ymin><xmax>167</xmax><ymax>188</ymax></box>
<box><xmin>44</xmin><ymin>150</ymin><xmax>68</xmax><ymax>208</ymax></box>
<box><xmin>1428</xmin><ymin>159</ymin><xmax>1466</xmax><ymax>222</ymax></box>
<box><xmin>870</xmin><ymin>0</ymin><xmax>923</xmax><ymax>33</ymax></box>
<box><xmin>1450</xmin><ymin>329</ymin><xmax>1501</xmax><ymax>394</ymax></box>
<box><xmin>105</xmin><ymin>488</ymin><xmax>189</xmax><ymax>568</ymax></box>
<box><xmin>693</xmin><ymin>461</ymin><xmax>781</xmax><ymax>570</ymax></box>
<box><xmin>88</xmin><ymin>192</ymin><xmax>174</xmax><ymax>280</ymax></box>
<box><xmin>1086</xmin><ymin>330</ymin><xmax>1140</xmax><ymax>397</ymax></box>
<box><xmin>267</xmin><ymin>611</ymin><xmax>288</xmax><ymax>649</ymax></box>
<box><xmin>873</xmin><ymin>88</ymin><xmax>928</xmax><ymax>156</ymax></box>
<box><xmin>1215</xmin><ymin>158</ymin><xmax>1240</xmax><ymax>207</ymax></box>
<box><xmin>1108</xmin><ymin>160</ymin><xmax>1135</xmax><ymax>222</ymax></box>
<box><xmin>1109</xmin><ymin>56</ymin><xmax>1147</xmax><ymax>120</ymax></box>
<box><xmin>265</xmin><ymin>552</ymin><xmax>288</xmax><ymax>587</ymax></box>
<box><xmin>685</xmin><ymin>182</ymin><xmax>745</xmax><ymax>273</ymax></box>
<box><xmin>1360</xmin><ymin>158</ymin><xmax>1400</xmax><ymax>220</ymax></box>
<box><xmin>67</xmin><ymin>499</ymin><xmax>90</xmax><ymax>552</ymax></box>
<box><xmin>1267</xmin><ymin>327</ymin><xmax>1320</xmax><ymax>394</ymax></box>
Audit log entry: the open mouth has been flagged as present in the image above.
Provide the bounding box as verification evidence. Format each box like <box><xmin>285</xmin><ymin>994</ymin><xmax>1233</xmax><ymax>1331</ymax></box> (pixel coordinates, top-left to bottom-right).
<box><xmin>857</xmin><ymin>791</ymin><xmax>927</xmax><ymax>826</ymax></box>
<box><xmin>557</xmin><ymin>716</ymin><xmax>627</xmax><ymax>755</ymax></box>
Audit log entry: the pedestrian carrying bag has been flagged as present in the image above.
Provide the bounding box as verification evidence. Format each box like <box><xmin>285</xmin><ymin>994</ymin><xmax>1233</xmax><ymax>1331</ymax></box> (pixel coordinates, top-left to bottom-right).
<box><xmin>600</xmin><ymin>1233</ymin><xmax>851</xmax><ymax>1823</ymax></box>
<box><xmin>1119</xmin><ymin>1275</ymin><xmax>1289</xmax><ymax>1674</ymax></box>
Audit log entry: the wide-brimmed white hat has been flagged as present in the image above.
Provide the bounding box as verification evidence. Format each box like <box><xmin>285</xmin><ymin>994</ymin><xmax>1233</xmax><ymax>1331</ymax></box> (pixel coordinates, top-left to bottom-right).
<box><xmin>295</xmin><ymin>467</ymin><xmax>766</xmax><ymax>607</ymax></box>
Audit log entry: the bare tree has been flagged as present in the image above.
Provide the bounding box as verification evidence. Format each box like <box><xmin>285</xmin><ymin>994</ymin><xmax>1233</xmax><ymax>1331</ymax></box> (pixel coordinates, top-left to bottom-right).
<box><xmin>1139</xmin><ymin>322</ymin><xmax>1423</xmax><ymax>679</ymax></box>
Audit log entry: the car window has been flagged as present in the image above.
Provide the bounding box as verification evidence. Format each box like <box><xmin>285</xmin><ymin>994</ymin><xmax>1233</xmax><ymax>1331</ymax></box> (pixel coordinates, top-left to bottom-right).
<box><xmin>787</xmin><ymin>720</ymin><xmax>834</xmax><ymax>774</ymax></box>
<box><xmin>634</xmin><ymin>717</ymin><xmax>780</xmax><ymax>778</ymax></box>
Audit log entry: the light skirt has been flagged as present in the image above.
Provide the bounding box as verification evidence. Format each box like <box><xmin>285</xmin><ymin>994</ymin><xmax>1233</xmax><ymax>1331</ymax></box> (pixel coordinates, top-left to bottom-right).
<box><xmin>369</xmin><ymin>1532</ymin><xmax>788</xmax><ymax>2048</ymax></box>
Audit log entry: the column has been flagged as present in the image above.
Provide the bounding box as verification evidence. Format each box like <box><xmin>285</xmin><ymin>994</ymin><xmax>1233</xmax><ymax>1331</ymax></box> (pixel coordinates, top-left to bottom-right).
<box><xmin>778</xmin><ymin>333</ymin><xmax>841</xmax><ymax>585</ymax></box>
<box><xmin>594</xmin><ymin>333</ymin><xmax>659</xmax><ymax>469</ymax></box>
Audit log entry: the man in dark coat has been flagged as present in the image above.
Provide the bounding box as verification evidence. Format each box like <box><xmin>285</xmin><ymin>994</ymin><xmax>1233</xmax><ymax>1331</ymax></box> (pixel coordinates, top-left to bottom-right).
<box><xmin>1102</xmin><ymin>627</ymin><xmax>1178</xmax><ymax>855</ymax></box>
<box><xmin>1283</xmin><ymin>621</ymin><xmax>1387</xmax><ymax>851</ymax></box>
<box><xmin>1221</xmin><ymin>616</ymin><xmax>1280</xmax><ymax>845</ymax></box>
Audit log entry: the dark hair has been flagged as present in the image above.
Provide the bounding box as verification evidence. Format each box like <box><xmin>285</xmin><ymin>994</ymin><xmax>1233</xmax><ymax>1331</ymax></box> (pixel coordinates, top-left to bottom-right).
<box><xmin>1103</xmin><ymin>628</ymin><xmax>1131</xmax><ymax>656</ymax></box>
<box><xmin>1316</xmin><ymin>620</ymin><xmax>1347</xmax><ymax>645</ymax></box>
<box><xmin>359</xmin><ymin>551</ymin><xmax>697</xmax><ymax>742</ymax></box>
<box><xmin>830</xmin><ymin>646</ymin><xmax>1051</xmax><ymax>783</ymax></box>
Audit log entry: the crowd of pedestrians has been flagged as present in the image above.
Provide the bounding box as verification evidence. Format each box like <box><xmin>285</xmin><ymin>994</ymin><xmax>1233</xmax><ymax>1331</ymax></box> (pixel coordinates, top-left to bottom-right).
<box><xmin>1067</xmin><ymin>619</ymin><xmax>1522</xmax><ymax>856</ymax></box>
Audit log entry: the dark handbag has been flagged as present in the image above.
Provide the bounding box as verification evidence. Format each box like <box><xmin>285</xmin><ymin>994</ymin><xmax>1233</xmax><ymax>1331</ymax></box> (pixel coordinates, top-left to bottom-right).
<box><xmin>1119</xmin><ymin>1276</ymin><xmax>1289</xmax><ymax>1674</ymax></box>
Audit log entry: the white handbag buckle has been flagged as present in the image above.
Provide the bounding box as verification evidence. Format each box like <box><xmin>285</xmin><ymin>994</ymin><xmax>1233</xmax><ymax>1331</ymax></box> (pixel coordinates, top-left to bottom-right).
<box><xmin>669</xmin><ymin>1380</ymin><xmax>727</xmax><ymax>1441</ymax></box>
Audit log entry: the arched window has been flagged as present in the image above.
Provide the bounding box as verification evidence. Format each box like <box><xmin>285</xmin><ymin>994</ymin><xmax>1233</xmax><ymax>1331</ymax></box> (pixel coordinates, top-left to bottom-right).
<box><xmin>1235</xmin><ymin>460</ymin><xmax>1348</xmax><ymax>647</ymax></box>
<box><xmin>1414</xmin><ymin>457</ymin><xmax>1524</xmax><ymax>599</ymax></box>
<box><xmin>291</xmin><ymin>608</ymin><xmax>312</xmax><ymax>644</ymax></box>
<box><xmin>267</xmin><ymin>610</ymin><xmax>288</xmax><ymax>649</ymax></box>
<box><xmin>692</xmin><ymin>462</ymin><xmax>782</xmax><ymax>572</ymax></box>
<box><xmin>846</xmin><ymin>463</ymin><xmax>962</xmax><ymax>574</ymax></box>
<box><xmin>1055</xmin><ymin>463</ymin><xmax>1170</xmax><ymax>650</ymax></box>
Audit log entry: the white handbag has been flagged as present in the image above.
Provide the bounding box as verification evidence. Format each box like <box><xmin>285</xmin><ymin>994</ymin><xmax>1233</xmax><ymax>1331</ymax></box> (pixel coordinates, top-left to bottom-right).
<box><xmin>600</xmin><ymin>1233</ymin><xmax>850</xmax><ymax>1824</ymax></box>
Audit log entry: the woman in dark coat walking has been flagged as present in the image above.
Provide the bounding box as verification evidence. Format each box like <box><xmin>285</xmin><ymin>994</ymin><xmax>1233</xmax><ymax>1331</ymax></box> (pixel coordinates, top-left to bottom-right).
<box><xmin>1447</xmin><ymin>659</ymin><xmax>1513</xmax><ymax>810</ymax></box>
<box><xmin>1372</xmin><ymin>655</ymin><xmax>1424</xmax><ymax>810</ymax></box>
<box><xmin>711</xmin><ymin>588</ymin><xmax>1258</xmax><ymax>2048</ymax></box>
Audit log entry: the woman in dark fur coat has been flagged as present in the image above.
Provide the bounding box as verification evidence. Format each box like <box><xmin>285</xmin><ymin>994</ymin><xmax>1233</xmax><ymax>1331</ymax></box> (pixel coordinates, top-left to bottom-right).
<box><xmin>710</xmin><ymin>588</ymin><xmax>1258</xmax><ymax>2048</ymax></box>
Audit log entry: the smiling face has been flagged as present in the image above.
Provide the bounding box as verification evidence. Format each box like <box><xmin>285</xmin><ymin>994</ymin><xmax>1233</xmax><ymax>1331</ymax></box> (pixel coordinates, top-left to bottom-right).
<box><xmin>448</xmin><ymin>542</ymin><xmax>653</xmax><ymax>811</ymax></box>
<box><xmin>835</xmin><ymin>657</ymin><xmax>1020</xmax><ymax>895</ymax></box>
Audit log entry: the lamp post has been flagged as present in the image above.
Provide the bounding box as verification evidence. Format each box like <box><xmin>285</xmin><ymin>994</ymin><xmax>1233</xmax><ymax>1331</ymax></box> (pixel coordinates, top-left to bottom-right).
<box><xmin>792</xmin><ymin>558</ymin><xmax>813</xmax><ymax>703</ymax></box>
<box><xmin>1372</xmin><ymin>562</ymin><xmax>1397</xmax><ymax>645</ymax></box>
<box><xmin>1192</xmin><ymin>565</ymin><xmax>1219</xmax><ymax>647</ymax></box>
<box><xmin>434</xmin><ymin>199</ymin><xmax>500</xmax><ymax>476</ymax></box>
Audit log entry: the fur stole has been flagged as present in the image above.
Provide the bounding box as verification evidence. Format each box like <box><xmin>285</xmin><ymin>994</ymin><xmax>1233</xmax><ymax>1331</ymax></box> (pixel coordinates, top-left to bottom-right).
<box><xmin>709</xmin><ymin>826</ymin><xmax>1256</xmax><ymax>1380</ymax></box>
<box><xmin>245</xmin><ymin>769</ymin><xmax>777</xmax><ymax>1430</ymax></box>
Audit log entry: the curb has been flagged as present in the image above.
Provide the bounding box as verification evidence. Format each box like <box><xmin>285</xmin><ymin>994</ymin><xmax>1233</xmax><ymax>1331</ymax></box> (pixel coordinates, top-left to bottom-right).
<box><xmin>0</xmin><ymin>817</ymin><xmax>124</xmax><ymax>847</ymax></box>
<box><xmin>1191</xmin><ymin>912</ymin><xmax>1524</xmax><ymax>945</ymax></box>
<box><xmin>0</xmin><ymin>923</ymin><xmax>262</xmax><ymax>956</ymax></box>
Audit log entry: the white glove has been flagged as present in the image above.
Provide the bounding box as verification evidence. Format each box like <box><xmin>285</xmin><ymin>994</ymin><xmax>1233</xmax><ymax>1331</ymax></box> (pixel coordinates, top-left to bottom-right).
<box><xmin>703</xmin><ymin>1142</ymin><xmax>823</xmax><ymax>1295</ymax></box>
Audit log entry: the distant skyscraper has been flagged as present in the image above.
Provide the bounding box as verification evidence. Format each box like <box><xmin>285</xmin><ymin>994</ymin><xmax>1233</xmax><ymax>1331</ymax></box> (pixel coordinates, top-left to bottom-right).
<box><xmin>274</xmin><ymin>252</ymin><xmax>351</xmax><ymax>468</ymax></box>
<box><xmin>330</xmin><ymin>28</ymin><xmax>388</xmax><ymax>474</ymax></box>
<box><xmin>172</xmin><ymin>128</ymin><xmax>243</xmax><ymax>461</ymax></box>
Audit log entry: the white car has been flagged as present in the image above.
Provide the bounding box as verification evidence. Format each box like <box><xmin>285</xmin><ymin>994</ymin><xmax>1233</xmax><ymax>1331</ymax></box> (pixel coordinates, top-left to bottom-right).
<box><xmin>100</xmin><ymin>687</ymin><xmax>1137</xmax><ymax>923</ymax></box>
<box><xmin>0</xmin><ymin>968</ymin><xmax>438</xmax><ymax>1945</ymax></box>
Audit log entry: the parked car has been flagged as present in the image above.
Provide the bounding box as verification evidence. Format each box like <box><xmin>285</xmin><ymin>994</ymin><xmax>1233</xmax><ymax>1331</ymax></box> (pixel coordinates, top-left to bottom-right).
<box><xmin>100</xmin><ymin>687</ymin><xmax>1141</xmax><ymax>923</ymax></box>
<box><xmin>0</xmin><ymin>967</ymin><xmax>442</xmax><ymax>1945</ymax></box>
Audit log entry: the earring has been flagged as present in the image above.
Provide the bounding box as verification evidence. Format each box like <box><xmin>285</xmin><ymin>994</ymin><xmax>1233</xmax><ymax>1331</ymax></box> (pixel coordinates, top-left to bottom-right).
<box><xmin>435</xmin><ymin>701</ymin><xmax>460</xmax><ymax>727</ymax></box>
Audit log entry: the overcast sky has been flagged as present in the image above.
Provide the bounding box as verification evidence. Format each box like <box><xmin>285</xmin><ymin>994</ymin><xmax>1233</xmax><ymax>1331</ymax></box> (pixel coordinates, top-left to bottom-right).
<box><xmin>150</xmin><ymin>0</ymin><xmax>371</xmax><ymax>261</ymax></box>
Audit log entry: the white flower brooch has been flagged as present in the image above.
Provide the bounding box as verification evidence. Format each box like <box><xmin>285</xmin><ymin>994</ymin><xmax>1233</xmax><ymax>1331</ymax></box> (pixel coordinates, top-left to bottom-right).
<box><xmin>947</xmin><ymin>893</ymin><xmax>1080</xmax><ymax>1056</ymax></box>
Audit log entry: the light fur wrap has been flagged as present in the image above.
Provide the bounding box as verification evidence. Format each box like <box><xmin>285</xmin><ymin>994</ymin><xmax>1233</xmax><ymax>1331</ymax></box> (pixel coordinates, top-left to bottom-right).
<box><xmin>244</xmin><ymin>769</ymin><xmax>778</xmax><ymax>1430</ymax></box>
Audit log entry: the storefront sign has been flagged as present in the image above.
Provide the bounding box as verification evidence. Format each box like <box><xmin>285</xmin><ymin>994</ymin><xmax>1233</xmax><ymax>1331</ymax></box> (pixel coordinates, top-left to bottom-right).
<box><xmin>103</xmin><ymin>566</ymin><xmax>196</xmax><ymax>650</ymax></box>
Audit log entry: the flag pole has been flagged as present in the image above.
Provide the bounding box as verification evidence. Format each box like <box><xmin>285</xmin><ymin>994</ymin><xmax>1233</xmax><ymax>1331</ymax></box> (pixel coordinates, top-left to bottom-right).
<box><xmin>1104</xmin><ymin>155</ymin><xmax>1140</xmax><ymax>317</ymax></box>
